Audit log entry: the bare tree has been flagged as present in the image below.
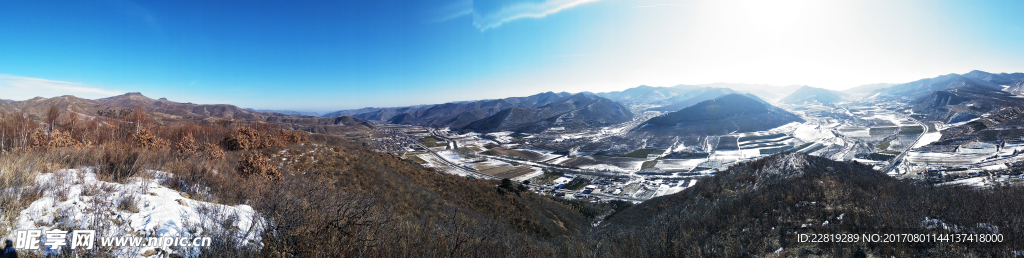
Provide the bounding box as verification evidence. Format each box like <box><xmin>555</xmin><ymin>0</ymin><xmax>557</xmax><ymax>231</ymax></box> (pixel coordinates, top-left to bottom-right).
<box><xmin>45</xmin><ymin>105</ymin><xmax>60</xmax><ymax>133</ymax></box>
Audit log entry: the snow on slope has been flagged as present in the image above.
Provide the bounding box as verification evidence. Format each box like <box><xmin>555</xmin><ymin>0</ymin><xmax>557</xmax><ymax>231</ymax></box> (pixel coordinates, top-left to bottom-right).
<box><xmin>794</xmin><ymin>123</ymin><xmax>845</xmax><ymax>146</ymax></box>
<box><xmin>4</xmin><ymin>168</ymin><xmax>262</xmax><ymax>257</ymax></box>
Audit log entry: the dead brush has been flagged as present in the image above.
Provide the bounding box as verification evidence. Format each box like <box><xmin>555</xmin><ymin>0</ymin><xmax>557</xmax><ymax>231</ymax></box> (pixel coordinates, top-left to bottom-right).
<box><xmin>116</xmin><ymin>191</ymin><xmax>139</xmax><ymax>213</ymax></box>
<box><xmin>162</xmin><ymin>159</ymin><xmax>213</xmax><ymax>198</ymax></box>
<box><xmin>175</xmin><ymin>132</ymin><xmax>202</xmax><ymax>157</ymax></box>
<box><xmin>279</xmin><ymin>129</ymin><xmax>308</xmax><ymax>144</ymax></box>
<box><xmin>237</xmin><ymin>151</ymin><xmax>281</xmax><ymax>181</ymax></box>
<box><xmin>99</xmin><ymin>181</ymin><xmax>117</xmax><ymax>192</ymax></box>
<box><xmin>0</xmin><ymin>185</ymin><xmax>43</xmax><ymax>237</ymax></box>
<box><xmin>0</xmin><ymin>152</ymin><xmax>47</xmax><ymax>237</ymax></box>
<box><xmin>133</xmin><ymin>128</ymin><xmax>169</xmax><ymax>150</ymax></box>
<box><xmin>97</xmin><ymin>143</ymin><xmax>143</xmax><ymax>183</ymax></box>
<box><xmin>202</xmin><ymin>142</ymin><xmax>226</xmax><ymax>159</ymax></box>
<box><xmin>81</xmin><ymin>182</ymin><xmax>103</xmax><ymax>196</ymax></box>
<box><xmin>175</xmin><ymin>132</ymin><xmax>226</xmax><ymax>160</ymax></box>
<box><xmin>46</xmin><ymin>169</ymin><xmax>74</xmax><ymax>202</ymax></box>
<box><xmin>221</xmin><ymin>127</ymin><xmax>283</xmax><ymax>151</ymax></box>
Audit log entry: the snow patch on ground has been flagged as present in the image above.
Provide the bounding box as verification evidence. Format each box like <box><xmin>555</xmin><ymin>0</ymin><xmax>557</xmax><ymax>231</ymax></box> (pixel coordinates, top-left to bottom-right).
<box><xmin>417</xmin><ymin>154</ymin><xmax>470</xmax><ymax>176</ymax></box>
<box><xmin>511</xmin><ymin>167</ymin><xmax>544</xmax><ymax>181</ymax></box>
<box><xmin>913</xmin><ymin>132</ymin><xmax>942</xmax><ymax>149</ymax></box>
<box><xmin>6</xmin><ymin>169</ymin><xmax>262</xmax><ymax>257</ymax></box>
<box><xmin>578</xmin><ymin>163</ymin><xmax>636</xmax><ymax>173</ymax></box>
<box><xmin>654</xmin><ymin>159</ymin><xmax>705</xmax><ymax>171</ymax></box>
<box><xmin>939</xmin><ymin>177</ymin><xmax>989</xmax><ymax>187</ymax></box>
<box><xmin>794</xmin><ymin>123</ymin><xmax>845</xmax><ymax>146</ymax></box>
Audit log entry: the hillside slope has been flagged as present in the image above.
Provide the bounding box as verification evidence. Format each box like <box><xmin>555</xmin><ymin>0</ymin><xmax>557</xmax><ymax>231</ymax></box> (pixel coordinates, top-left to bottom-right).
<box><xmin>637</xmin><ymin>94</ymin><xmax>803</xmax><ymax>136</ymax></box>
<box><xmin>780</xmin><ymin>86</ymin><xmax>844</xmax><ymax>104</ymax></box>
<box><xmin>594</xmin><ymin>152</ymin><xmax>1024</xmax><ymax>257</ymax></box>
<box><xmin>647</xmin><ymin>88</ymin><xmax>739</xmax><ymax>112</ymax></box>
<box><xmin>4</xmin><ymin>92</ymin><xmax>375</xmax><ymax>133</ymax></box>
<box><xmin>871</xmin><ymin>73</ymin><xmax>1002</xmax><ymax>99</ymax></box>
<box><xmin>461</xmin><ymin>93</ymin><xmax>634</xmax><ymax>133</ymax></box>
<box><xmin>1007</xmin><ymin>78</ymin><xmax>1024</xmax><ymax>95</ymax></box>
<box><xmin>328</xmin><ymin>92</ymin><xmax>575</xmax><ymax>129</ymax></box>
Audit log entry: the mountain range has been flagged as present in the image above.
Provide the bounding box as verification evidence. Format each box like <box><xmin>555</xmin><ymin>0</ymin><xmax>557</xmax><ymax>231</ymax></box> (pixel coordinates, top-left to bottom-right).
<box><xmin>0</xmin><ymin>92</ymin><xmax>375</xmax><ymax>133</ymax></box>
<box><xmin>646</xmin><ymin>88</ymin><xmax>767</xmax><ymax>112</ymax></box>
<box><xmin>841</xmin><ymin>83</ymin><xmax>895</xmax><ymax>95</ymax></box>
<box><xmin>870</xmin><ymin>70</ymin><xmax>1023</xmax><ymax>100</ymax></box>
<box><xmin>592</xmin><ymin>83</ymin><xmax>799</xmax><ymax>107</ymax></box>
<box><xmin>322</xmin><ymin>92</ymin><xmax>633</xmax><ymax>133</ymax></box>
<box><xmin>330</xmin><ymin>92</ymin><xmax>573</xmax><ymax>127</ymax></box>
<box><xmin>460</xmin><ymin>93</ymin><xmax>634</xmax><ymax>133</ymax></box>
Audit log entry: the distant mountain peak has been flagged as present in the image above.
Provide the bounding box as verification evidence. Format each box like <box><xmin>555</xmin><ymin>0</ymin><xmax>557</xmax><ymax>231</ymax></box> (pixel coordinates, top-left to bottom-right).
<box><xmin>638</xmin><ymin>93</ymin><xmax>803</xmax><ymax>135</ymax></box>
<box><xmin>780</xmin><ymin>86</ymin><xmax>843</xmax><ymax>104</ymax></box>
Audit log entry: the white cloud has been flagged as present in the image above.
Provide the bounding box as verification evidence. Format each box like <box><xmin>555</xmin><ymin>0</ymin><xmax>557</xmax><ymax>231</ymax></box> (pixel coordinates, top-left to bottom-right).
<box><xmin>632</xmin><ymin>4</ymin><xmax>679</xmax><ymax>8</ymax></box>
<box><xmin>437</xmin><ymin>0</ymin><xmax>601</xmax><ymax>31</ymax></box>
<box><xmin>0</xmin><ymin>74</ymin><xmax>123</xmax><ymax>100</ymax></box>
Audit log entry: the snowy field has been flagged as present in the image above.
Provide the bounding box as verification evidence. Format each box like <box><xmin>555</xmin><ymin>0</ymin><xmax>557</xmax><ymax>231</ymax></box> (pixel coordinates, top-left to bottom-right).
<box><xmin>906</xmin><ymin>152</ymin><xmax>991</xmax><ymax>165</ymax></box>
<box><xmin>514</xmin><ymin>147</ymin><xmax>563</xmax><ymax>162</ymax></box>
<box><xmin>710</xmin><ymin>149</ymin><xmax>762</xmax><ymax>161</ymax></box>
<box><xmin>416</xmin><ymin>154</ymin><xmax>472</xmax><ymax>176</ymax></box>
<box><xmin>654</xmin><ymin>159</ymin><xmax>706</xmax><ymax>171</ymax></box>
<box><xmin>912</xmin><ymin>132</ymin><xmax>942</xmax><ymax>149</ymax></box>
<box><xmin>939</xmin><ymin>177</ymin><xmax>989</xmax><ymax>187</ymax></box>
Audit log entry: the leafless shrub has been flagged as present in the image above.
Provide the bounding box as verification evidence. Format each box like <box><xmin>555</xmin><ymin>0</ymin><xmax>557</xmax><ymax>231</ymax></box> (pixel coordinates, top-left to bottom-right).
<box><xmin>116</xmin><ymin>191</ymin><xmax>139</xmax><ymax>213</ymax></box>
<box><xmin>98</xmin><ymin>144</ymin><xmax>142</xmax><ymax>183</ymax></box>
<box><xmin>45</xmin><ymin>105</ymin><xmax>60</xmax><ymax>133</ymax></box>
<box><xmin>81</xmin><ymin>182</ymin><xmax>102</xmax><ymax>196</ymax></box>
<box><xmin>257</xmin><ymin>179</ymin><xmax>390</xmax><ymax>257</ymax></box>
<box><xmin>0</xmin><ymin>111</ymin><xmax>40</xmax><ymax>151</ymax></box>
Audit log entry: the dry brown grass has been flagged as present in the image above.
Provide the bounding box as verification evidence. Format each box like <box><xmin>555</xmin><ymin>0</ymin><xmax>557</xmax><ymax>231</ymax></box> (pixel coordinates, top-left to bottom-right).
<box><xmin>0</xmin><ymin>151</ymin><xmax>47</xmax><ymax>238</ymax></box>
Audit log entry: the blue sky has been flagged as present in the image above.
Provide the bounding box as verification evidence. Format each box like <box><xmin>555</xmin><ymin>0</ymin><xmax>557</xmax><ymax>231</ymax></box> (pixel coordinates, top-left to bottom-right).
<box><xmin>1</xmin><ymin>0</ymin><xmax>1023</xmax><ymax>111</ymax></box>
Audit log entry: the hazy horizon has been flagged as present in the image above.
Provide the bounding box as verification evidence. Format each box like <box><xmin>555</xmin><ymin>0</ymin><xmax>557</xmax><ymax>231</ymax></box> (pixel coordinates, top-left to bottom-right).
<box><xmin>2</xmin><ymin>0</ymin><xmax>1023</xmax><ymax>110</ymax></box>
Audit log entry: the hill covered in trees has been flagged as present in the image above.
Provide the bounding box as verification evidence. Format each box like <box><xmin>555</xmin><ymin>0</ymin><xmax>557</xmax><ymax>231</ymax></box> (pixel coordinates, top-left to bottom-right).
<box><xmin>591</xmin><ymin>152</ymin><xmax>1024</xmax><ymax>257</ymax></box>
<box><xmin>637</xmin><ymin>94</ymin><xmax>803</xmax><ymax>136</ymax></box>
<box><xmin>780</xmin><ymin>86</ymin><xmax>845</xmax><ymax>104</ymax></box>
<box><xmin>460</xmin><ymin>93</ymin><xmax>634</xmax><ymax>133</ymax></box>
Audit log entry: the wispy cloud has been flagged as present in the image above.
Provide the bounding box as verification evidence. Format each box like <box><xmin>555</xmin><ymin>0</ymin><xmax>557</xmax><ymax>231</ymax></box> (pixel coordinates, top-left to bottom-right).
<box><xmin>429</xmin><ymin>0</ymin><xmax>474</xmax><ymax>23</ymax></box>
<box><xmin>435</xmin><ymin>0</ymin><xmax>602</xmax><ymax>31</ymax></box>
<box><xmin>0</xmin><ymin>75</ymin><xmax>123</xmax><ymax>100</ymax></box>
<box><xmin>632</xmin><ymin>4</ymin><xmax>679</xmax><ymax>8</ymax></box>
